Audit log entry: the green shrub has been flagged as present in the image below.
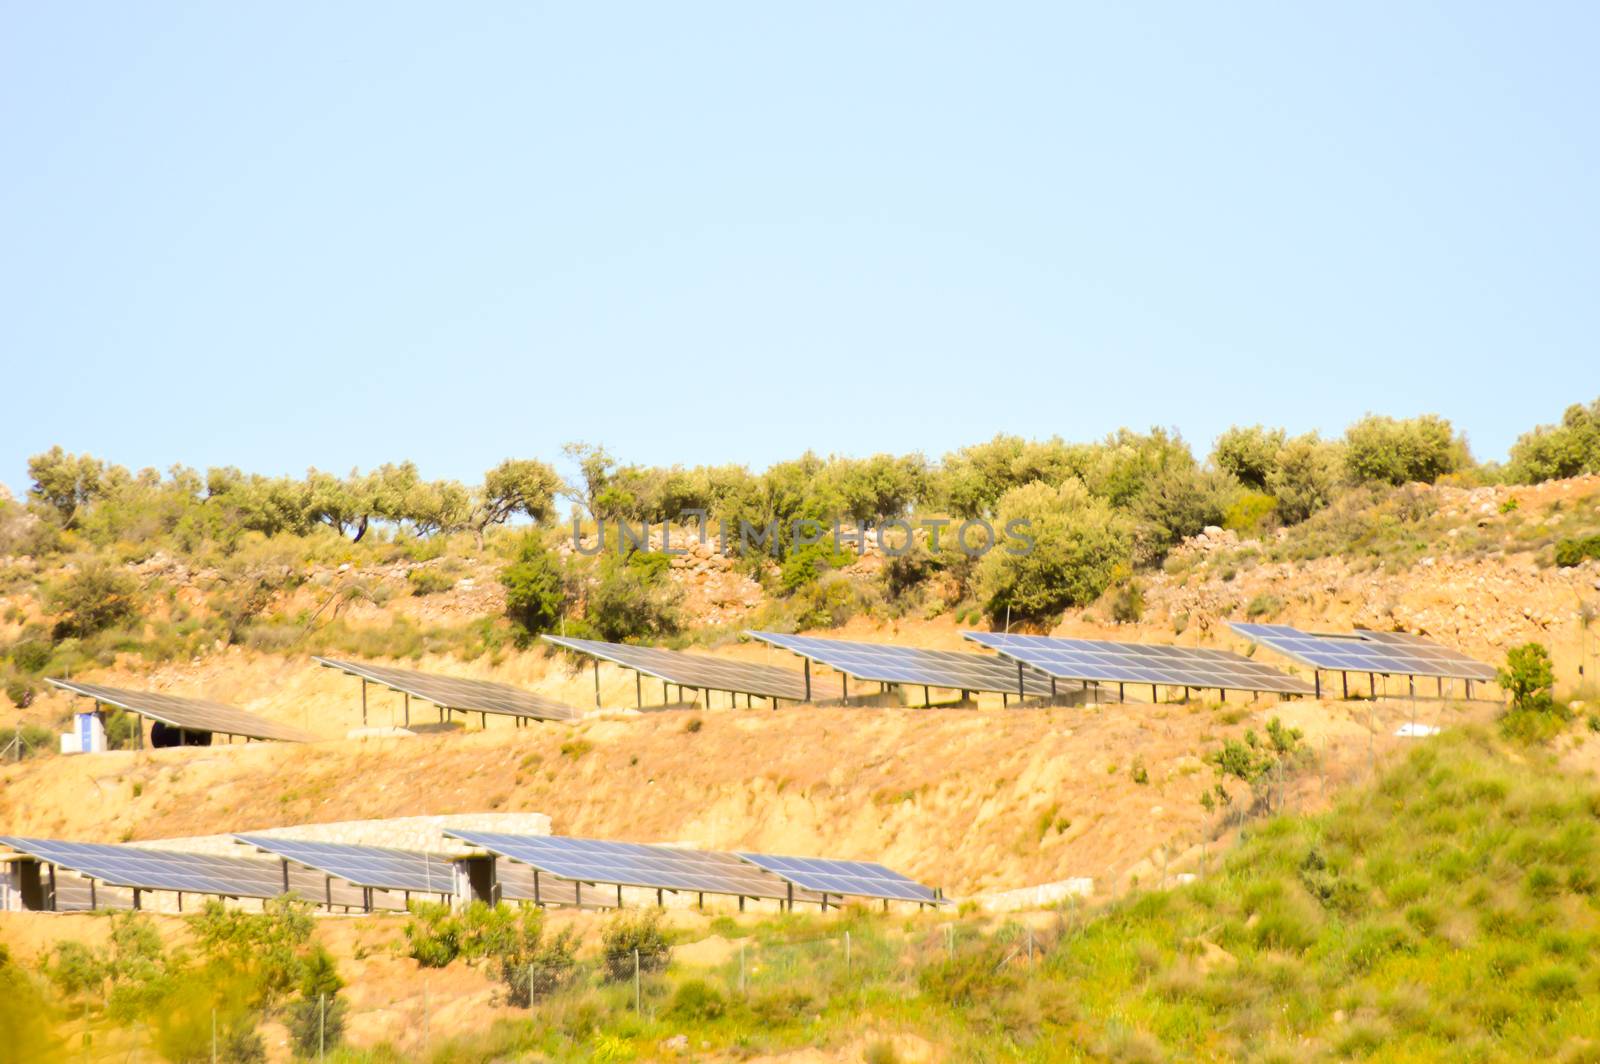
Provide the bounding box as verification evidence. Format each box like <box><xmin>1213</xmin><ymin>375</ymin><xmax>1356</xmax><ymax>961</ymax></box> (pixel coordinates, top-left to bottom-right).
<box><xmin>407</xmin><ymin>567</ymin><xmax>455</xmax><ymax>596</ymax></box>
<box><xmin>976</xmin><ymin>479</ymin><xmax>1134</xmax><ymax>624</ymax></box>
<box><xmin>1246</xmin><ymin>594</ymin><xmax>1282</xmax><ymax>619</ymax></box>
<box><xmin>1266</xmin><ymin>433</ymin><xmax>1343</xmax><ymax>524</ymax></box>
<box><xmin>488</xmin><ymin>908</ymin><xmax>578</xmax><ymax>1006</ymax></box>
<box><xmin>4</xmin><ymin>678</ymin><xmax>35</xmax><ymax>709</ymax></box>
<box><xmin>49</xmin><ymin>563</ymin><xmax>141</xmax><ymax>637</ymax></box>
<box><xmin>600</xmin><ymin>910</ymin><xmax>670</xmax><ymax>982</ymax></box>
<box><xmin>500</xmin><ymin>535</ymin><xmax>571</xmax><ymax>642</ymax></box>
<box><xmin>1223</xmin><ymin>490</ymin><xmax>1278</xmax><ymax>533</ymax></box>
<box><xmin>1109</xmin><ymin>577</ymin><xmax>1144</xmax><ymax>624</ymax></box>
<box><xmin>404</xmin><ymin>901</ymin><xmax>461</xmax><ymax>968</ymax></box>
<box><xmin>1342</xmin><ymin>414</ymin><xmax>1470</xmax><ymax>486</ymax></box>
<box><xmin>286</xmin><ymin>946</ymin><xmax>347</xmax><ymax>1056</ymax></box>
<box><xmin>1211</xmin><ymin>426</ymin><xmax>1286</xmax><ymax>490</ymax></box>
<box><xmin>1508</xmin><ymin>398</ymin><xmax>1600</xmax><ymax>483</ymax></box>
<box><xmin>1498</xmin><ymin>643</ymin><xmax>1558</xmax><ymax>718</ymax></box>
<box><xmin>582</xmin><ymin>551</ymin><xmax>682</xmax><ymax>642</ymax></box>
<box><xmin>667</xmin><ymin>978</ymin><xmax>727</xmax><ymax>1021</ymax></box>
<box><xmin>1555</xmin><ymin>534</ymin><xmax>1600</xmax><ymax>568</ymax></box>
<box><xmin>7</xmin><ymin>638</ymin><xmax>52</xmax><ymax>674</ymax></box>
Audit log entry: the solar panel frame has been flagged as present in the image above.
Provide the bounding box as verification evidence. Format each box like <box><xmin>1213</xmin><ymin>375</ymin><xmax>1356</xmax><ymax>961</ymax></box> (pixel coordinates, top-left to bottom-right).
<box><xmin>0</xmin><ymin>836</ymin><xmax>286</xmax><ymax>898</ymax></box>
<box><xmin>232</xmin><ymin>834</ymin><xmax>457</xmax><ymax>894</ymax></box>
<box><xmin>736</xmin><ymin>852</ymin><xmax>944</xmax><ymax>904</ymax></box>
<box><xmin>540</xmin><ymin>636</ymin><xmax>809</xmax><ymax>701</ymax></box>
<box><xmin>46</xmin><ymin>679</ymin><xmax>317</xmax><ymax>743</ymax></box>
<box><xmin>746</xmin><ymin>631</ymin><xmax>1059</xmax><ymax>697</ymax></box>
<box><xmin>314</xmin><ymin>658</ymin><xmax>579</xmax><ymax>722</ymax></box>
<box><xmin>960</xmin><ymin>633</ymin><xmax>1316</xmax><ymax>694</ymax></box>
<box><xmin>1227</xmin><ymin>623</ymin><xmax>1498</xmax><ymax>681</ymax></box>
<box><xmin>446</xmin><ymin>830</ymin><xmax>799</xmax><ymax>900</ymax></box>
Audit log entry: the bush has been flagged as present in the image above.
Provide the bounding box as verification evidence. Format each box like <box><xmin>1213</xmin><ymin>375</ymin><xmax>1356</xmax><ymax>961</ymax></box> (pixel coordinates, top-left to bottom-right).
<box><xmin>404</xmin><ymin>901</ymin><xmax>462</xmax><ymax>968</ymax></box>
<box><xmin>976</xmin><ymin>479</ymin><xmax>1134</xmax><ymax>624</ymax></box>
<box><xmin>407</xmin><ymin>567</ymin><xmax>455</xmax><ymax>596</ymax></box>
<box><xmin>49</xmin><ymin>563</ymin><xmax>141</xmax><ymax>637</ymax></box>
<box><xmin>1554</xmin><ymin>534</ymin><xmax>1600</xmax><ymax>568</ymax></box>
<box><xmin>1508</xmin><ymin>398</ymin><xmax>1600</xmax><ymax>483</ymax></box>
<box><xmin>1499</xmin><ymin>643</ymin><xmax>1556</xmax><ymax>714</ymax></box>
<box><xmin>286</xmin><ymin>946</ymin><xmax>347</xmax><ymax>1056</ymax></box>
<box><xmin>490</xmin><ymin>908</ymin><xmax>578</xmax><ymax>1007</ymax></box>
<box><xmin>1498</xmin><ymin>643</ymin><xmax>1568</xmax><ymax>742</ymax></box>
<box><xmin>583</xmin><ymin>551</ymin><xmax>682</xmax><ymax>642</ymax></box>
<box><xmin>500</xmin><ymin>535</ymin><xmax>571</xmax><ymax>642</ymax></box>
<box><xmin>1342</xmin><ymin>414</ymin><xmax>1470</xmax><ymax>486</ymax></box>
<box><xmin>1223</xmin><ymin>491</ymin><xmax>1277</xmax><ymax>534</ymax></box>
<box><xmin>1267</xmin><ymin>433</ymin><xmax>1342</xmax><ymax>524</ymax></box>
<box><xmin>1212</xmin><ymin>426</ymin><xmax>1286</xmax><ymax>490</ymax></box>
<box><xmin>7</xmin><ymin>638</ymin><xmax>52</xmax><ymax>674</ymax></box>
<box><xmin>5</xmin><ymin>678</ymin><xmax>35</xmax><ymax>709</ymax></box>
<box><xmin>667</xmin><ymin>978</ymin><xmax>727</xmax><ymax>1021</ymax></box>
<box><xmin>1109</xmin><ymin>578</ymin><xmax>1144</xmax><ymax>624</ymax></box>
<box><xmin>600</xmin><ymin>910</ymin><xmax>670</xmax><ymax>982</ymax></box>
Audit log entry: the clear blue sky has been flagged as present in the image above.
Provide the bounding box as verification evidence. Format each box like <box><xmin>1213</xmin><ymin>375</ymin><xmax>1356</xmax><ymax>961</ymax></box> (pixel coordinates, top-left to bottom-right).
<box><xmin>3</xmin><ymin>3</ymin><xmax>1596</xmax><ymax>493</ymax></box>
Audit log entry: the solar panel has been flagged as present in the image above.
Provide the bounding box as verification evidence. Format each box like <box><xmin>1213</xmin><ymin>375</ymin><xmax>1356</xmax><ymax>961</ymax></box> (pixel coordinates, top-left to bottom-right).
<box><xmin>746</xmin><ymin>632</ymin><xmax>1058</xmax><ymax>697</ymax></box>
<box><xmin>736</xmin><ymin>853</ymin><xmax>943</xmax><ymax>904</ymax></box>
<box><xmin>540</xmin><ymin>636</ymin><xmax>808</xmax><ymax>701</ymax></box>
<box><xmin>232</xmin><ymin>835</ymin><xmax>456</xmax><ymax>894</ymax></box>
<box><xmin>1228</xmin><ymin>624</ymin><xmax>1498</xmax><ymax>681</ymax></box>
<box><xmin>961</xmin><ymin>633</ymin><xmax>1316</xmax><ymax>695</ymax></box>
<box><xmin>46</xmin><ymin>680</ymin><xmax>316</xmax><ymax>743</ymax></box>
<box><xmin>314</xmin><ymin>658</ymin><xmax>578</xmax><ymax>722</ymax></box>
<box><xmin>0</xmin><ymin>837</ymin><xmax>285</xmax><ymax>898</ymax></box>
<box><xmin>446</xmin><ymin>830</ymin><xmax>798</xmax><ymax>900</ymax></box>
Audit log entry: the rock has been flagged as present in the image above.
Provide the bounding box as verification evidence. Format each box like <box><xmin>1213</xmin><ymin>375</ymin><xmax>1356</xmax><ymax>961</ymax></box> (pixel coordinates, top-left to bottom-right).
<box><xmin>664</xmin><ymin>1034</ymin><xmax>689</xmax><ymax>1053</ymax></box>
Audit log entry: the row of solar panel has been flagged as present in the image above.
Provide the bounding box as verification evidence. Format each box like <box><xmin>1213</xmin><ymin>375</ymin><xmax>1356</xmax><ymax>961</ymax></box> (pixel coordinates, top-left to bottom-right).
<box><xmin>49</xmin><ymin>624</ymin><xmax>1495</xmax><ymax>746</ymax></box>
<box><xmin>0</xmin><ymin>831</ymin><xmax>942</xmax><ymax>907</ymax></box>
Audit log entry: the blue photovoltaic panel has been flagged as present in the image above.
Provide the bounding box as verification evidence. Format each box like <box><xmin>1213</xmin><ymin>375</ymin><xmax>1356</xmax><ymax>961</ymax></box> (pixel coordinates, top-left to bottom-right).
<box><xmin>541</xmin><ymin>636</ymin><xmax>808</xmax><ymax>701</ymax></box>
<box><xmin>0</xmin><ymin>837</ymin><xmax>284</xmax><ymax>898</ymax></box>
<box><xmin>233</xmin><ymin>835</ymin><xmax>456</xmax><ymax>893</ymax></box>
<box><xmin>1228</xmin><ymin>624</ymin><xmax>1497</xmax><ymax>681</ymax></box>
<box><xmin>446</xmin><ymin>831</ymin><xmax>793</xmax><ymax>899</ymax></box>
<box><xmin>315</xmin><ymin>658</ymin><xmax>578</xmax><ymax>722</ymax></box>
<box><xmin>961</xmin><ymin>633</ymin><xmax>1315</xmax><ymax>694</ymax></box>
<box><xmin>47</xmin><ymin>679</ymin><xmax>316</xmax><ymax>743</ymax></box>
<box><xmin>736</xmin><ymin>853</ymin><xmax>944</xmax><ymax>904</ymax></box>
<box><xmin>747</xmin><ymin>632</ymin><xmax>1057</xmax><ymax>696</ymax></box>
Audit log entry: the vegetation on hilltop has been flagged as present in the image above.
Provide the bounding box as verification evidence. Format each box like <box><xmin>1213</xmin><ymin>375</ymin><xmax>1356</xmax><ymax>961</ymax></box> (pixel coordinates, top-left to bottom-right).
<box><xmin>2</xmin><ymin>401</ymin><xmax>1599</xmax><ymax>711</ymax></box>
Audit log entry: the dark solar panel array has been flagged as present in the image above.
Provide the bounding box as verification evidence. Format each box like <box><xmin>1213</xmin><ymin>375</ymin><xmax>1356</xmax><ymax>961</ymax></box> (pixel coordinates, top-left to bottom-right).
<box><xmin>446</xmin><ymin>830</ymin><xmax>793</xmax><ymax>899</ymax></box>
<box><xmin>540</xmin><ymin>636</ymin><xmax>808</xmax><ymax>701</ymax></box>
<box><xmin>737</xmin><ymin>853</ymin><xmax>942</xmax><ymax>904</ymax></box>
<box><xmin>47</xmin><ymin>679</ymin><xmax>316</xmax><ymax>743</ymax></box>
<box><xmin>962</xmin><ymin>633</ymin><xmax>1316</xmax><ymax>694</ymax></box>
<box><xmin>0</xmin><ymin>837</ymin><xmax>285</xmax><ymax>897</ymax></box>
<box><xmin>448</xmin><ymin>830</ymin><xmax>943</xmax><ymax>905</ymax></box>
<box><xmin>747</xmin><ymin>631</ymin><xmax>1058</xmax><ymax>697</ymax></box>
<box><xmin>233</xmin><ymin>835</ymin><xmax>456</xmax><ymax>893</ymax></box>
<box><xmin>314</xmin><ymin>658</ymin><xmax>578</xmax><ymax>722</ymax></box>
<box><xmin>1228</xmin><ymin>624</ymin><xmax>1497</xmax><ymax>681</ymax></box>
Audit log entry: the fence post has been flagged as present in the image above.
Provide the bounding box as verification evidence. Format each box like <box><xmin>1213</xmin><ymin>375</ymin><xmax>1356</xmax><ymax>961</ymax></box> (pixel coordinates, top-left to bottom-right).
<box><xmin>845</xmin><ymin>930</ymin><xmax>851</xmax><ymax>975</ymax></box>
<box><xmin>1026</xmin><ymin>927</ymin><xmax>1034</xmax><ymax>962</ymax></box>
<box><xmin>319</xmin><ymin>993</ymin><xmax>325</xmax><ymax>1060</ymax></box>
<box><xmin>739</xmin><ymin>942</ymin><xmax>746</xmax><ymax>995</ymax></box>
<box><xmin>634</xmin><ymin>949</ymin><xmax>641</xmax><ymax>1013</ymax></box>
<box><xmin>945</xmin><ymin>924</ymin><xmax>954</xmax><ymax>960</ymax></box>
<box><xmin>527</xmin><ymin>963</ymin><xmax>534</xmax><ymax>1006</ymax></box>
